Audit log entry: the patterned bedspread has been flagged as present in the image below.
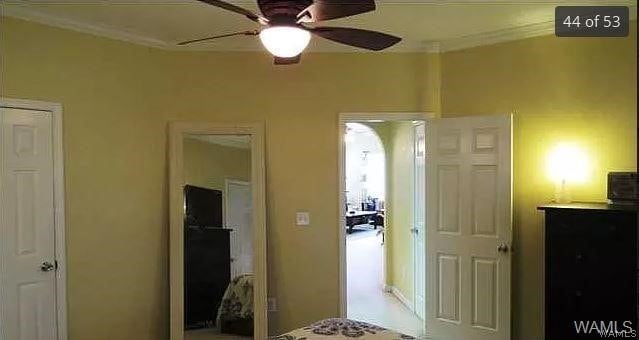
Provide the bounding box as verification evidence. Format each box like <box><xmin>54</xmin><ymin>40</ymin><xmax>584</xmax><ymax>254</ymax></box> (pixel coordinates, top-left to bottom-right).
<box><xmin>216</xmin><ymin>274</ymin><xmax>253</xmax><ymax>325</ymax></box>
<box><xmin>272</xmin><ymin>318</ymin><xmax>416</xmax><ymax>339</ymax></box>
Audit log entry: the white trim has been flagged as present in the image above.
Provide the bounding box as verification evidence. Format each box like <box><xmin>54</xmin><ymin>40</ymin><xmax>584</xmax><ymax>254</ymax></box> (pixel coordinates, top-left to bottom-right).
<box><xmin>437</xmin><ymin>20</ymin><xmax>555</xmax><ymax>52</ymax></box>
<box><xmin>423</xmin><ymin>41</ymin><xmax>441</xmax><ymax>54</ymax></box>
<box><xmin>412</xmin><ymin>122</ymin><xmax>426</xmax><ymax>318</ymax></box>
<box><xmin>0</xmin><ymin>97</ymin><xmax>68</xmax><ymax>340</ymax></box>
<box><xmin>390</xmin><ymin>286</ymin><xmax>415</xmax><ymax>313</ymax></box>
<box><xmin>2</xmin><ymin>4</ymin><xmax>171</xmax><ymax>50</ymax></box>
<box><xmin>338</xmin><ymin>112</ymin><xmax>434</xmax><ymax>318</ymax></box>
<box><xmin>169</xmin><ymin>122</ymin><xmax>267</xmax><ymax>340</ymax></box>
<box><xmin>436</xmin><ymin>4</ymin><xmax>637</xmax><ymax>52</ymax></box>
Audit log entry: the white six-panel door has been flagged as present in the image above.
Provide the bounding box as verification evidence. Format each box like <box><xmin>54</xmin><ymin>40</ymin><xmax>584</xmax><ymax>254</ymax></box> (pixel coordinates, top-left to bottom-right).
<box><xmin>426</xmin><ymin>115</ymin><xmax>512</xmax><ymax>340</ymax></box>
<box><xmin>225</xmin><ymin>180</ymin><xmax>253</xmax><ymax>278</ymax></box>
<box><xmin>1</xmin><ymin>108</ymin><xmax>58</xmax><ymax>340</ymax></box>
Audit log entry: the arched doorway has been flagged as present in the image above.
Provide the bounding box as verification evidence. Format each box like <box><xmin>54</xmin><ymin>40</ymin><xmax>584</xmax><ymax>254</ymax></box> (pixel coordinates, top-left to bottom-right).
<box><xmin>343</xmin><ymin>120</ymin><xmax>425</xmax><ymax>338</ymax></box>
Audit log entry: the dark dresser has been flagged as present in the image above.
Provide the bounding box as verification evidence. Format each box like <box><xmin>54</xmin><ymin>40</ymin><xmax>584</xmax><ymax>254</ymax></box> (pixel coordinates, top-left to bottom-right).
<box><xmin>538</xmin><ymin>203</ymin><xmax>638</xmax><ymax>339</ymax></box>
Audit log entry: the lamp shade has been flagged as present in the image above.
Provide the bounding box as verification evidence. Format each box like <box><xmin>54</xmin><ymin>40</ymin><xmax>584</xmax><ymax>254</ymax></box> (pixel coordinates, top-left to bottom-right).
<box><xmin>259</xmin><ymin>26</ymin><xmax>311</xmax><ymax>58</ymax></box>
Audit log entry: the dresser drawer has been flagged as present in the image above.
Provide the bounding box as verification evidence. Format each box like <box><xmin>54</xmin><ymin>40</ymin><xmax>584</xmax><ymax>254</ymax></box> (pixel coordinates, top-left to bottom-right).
<box><xmin>541</xmin><ymin>206</ymin><xmax>638</xmax><ymax>339</ymax></box>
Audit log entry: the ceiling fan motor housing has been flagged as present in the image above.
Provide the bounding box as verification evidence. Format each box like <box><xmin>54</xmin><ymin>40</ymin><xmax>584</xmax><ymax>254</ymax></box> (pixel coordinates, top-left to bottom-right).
<box><xmin>259</xmin><ymin>0</ymin><xmax>313</xmax><ymax>23</ymax></box>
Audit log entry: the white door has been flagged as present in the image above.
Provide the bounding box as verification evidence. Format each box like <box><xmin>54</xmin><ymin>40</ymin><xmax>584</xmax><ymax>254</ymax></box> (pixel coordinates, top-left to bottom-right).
<box><xmin>413</xmin><ymin>122</ymin><xmax>426</xmax><ymax>320</ymax></box>
<box><xmin>225</xmin><ymin>181</ymin><xmax>252</xmax><ymax>278</ymax></box>
<box><xmin>0</xmin><ymin>108</ymin><xmax>58</xmax><ymax>340</ymax></box>
<box><xmin>426</xmin><ymin>115</ymin><xmax>511</xmax><ymax>340</ymax></box>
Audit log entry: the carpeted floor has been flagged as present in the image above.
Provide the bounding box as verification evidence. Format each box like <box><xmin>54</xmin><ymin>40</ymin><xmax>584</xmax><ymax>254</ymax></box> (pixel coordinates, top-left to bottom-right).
<box><xmin>346</xmin><ymin>229</ymin><xmax>427</xmax><ymax>338</ymax></box>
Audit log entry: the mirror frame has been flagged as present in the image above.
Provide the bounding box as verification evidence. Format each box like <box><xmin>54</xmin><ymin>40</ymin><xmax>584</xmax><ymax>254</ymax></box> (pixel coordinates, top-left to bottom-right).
<box><xmin>168</xmin><ymin>122</ymin><xmax>267</xmax><ymax>340</ymax></box>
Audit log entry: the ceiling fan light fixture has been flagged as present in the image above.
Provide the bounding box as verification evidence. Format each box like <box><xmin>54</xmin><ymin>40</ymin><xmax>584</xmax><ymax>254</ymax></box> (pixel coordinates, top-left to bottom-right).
<box><xmin>259</xmin><ymin>26</ymin><xmax>311</xmax><ymax>58</ymax></box>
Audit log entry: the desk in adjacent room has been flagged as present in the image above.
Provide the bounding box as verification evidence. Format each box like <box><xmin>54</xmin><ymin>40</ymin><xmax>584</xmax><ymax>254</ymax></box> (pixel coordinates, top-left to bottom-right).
<box><xmin>345</xmin><ymin>211</ymin><xmax>380</xmax><ymax>234</ymax></box>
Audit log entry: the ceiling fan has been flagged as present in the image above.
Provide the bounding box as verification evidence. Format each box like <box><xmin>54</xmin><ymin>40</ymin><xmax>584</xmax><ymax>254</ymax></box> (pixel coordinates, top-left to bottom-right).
<box><xmin>178</xmin><ymin>0</ymin><xmax>402</xmax><ymax>64</ymax></box>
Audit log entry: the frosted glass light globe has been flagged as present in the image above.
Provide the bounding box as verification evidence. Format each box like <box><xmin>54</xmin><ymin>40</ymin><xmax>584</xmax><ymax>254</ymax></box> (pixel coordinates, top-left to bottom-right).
<box><xmin>259</xmin><ymin>26</ymin><xmax>311</xmax><ymax>58</ymax></box>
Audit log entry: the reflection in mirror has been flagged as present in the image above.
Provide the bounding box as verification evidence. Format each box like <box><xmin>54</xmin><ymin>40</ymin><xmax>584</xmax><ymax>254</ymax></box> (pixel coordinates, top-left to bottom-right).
<box><xmin>182</xmin><ymin>134</ymin><xmax>253</xmax><ymax>340</ymax></box>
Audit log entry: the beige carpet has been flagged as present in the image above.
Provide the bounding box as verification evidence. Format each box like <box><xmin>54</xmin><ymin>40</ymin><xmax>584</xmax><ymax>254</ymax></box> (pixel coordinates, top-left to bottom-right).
<box><xmin>346</xmin><ymin>230</ymin><xmax>427</xmax><ymax>338</ymax></box>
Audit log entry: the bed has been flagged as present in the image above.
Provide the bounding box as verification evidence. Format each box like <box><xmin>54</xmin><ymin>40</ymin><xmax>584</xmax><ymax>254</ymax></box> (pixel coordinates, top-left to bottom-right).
<box><xmin>271</xmin><ymin>318</ymin><xmax>416</xmax><ymax>339</ymax></box>
<box><xmin>216</xmin><ymin>274</ymin><xmax>254</xmax><ymax>336</ymax></box>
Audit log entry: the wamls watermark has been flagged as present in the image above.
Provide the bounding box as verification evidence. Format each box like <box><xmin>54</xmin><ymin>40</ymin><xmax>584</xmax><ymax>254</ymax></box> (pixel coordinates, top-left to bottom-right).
<box><xmin>573</xmin><ymin>320</ymin><xmax>637</xmax><ymax>338</ymax></box>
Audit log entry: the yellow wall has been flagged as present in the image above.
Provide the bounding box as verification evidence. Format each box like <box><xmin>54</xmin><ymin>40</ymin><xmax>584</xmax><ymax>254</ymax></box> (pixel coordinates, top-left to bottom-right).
<box><xmin>183</xmin><ymin>138</ymin><xmax>250</xmax><ymax>191</ymax></box>
<box><xmin>440</xmin><ymin>24</ymin><xmax>637</xmax><ymax>339</ymax></box>
<box><xmin>386</xmin><ymin>121</ymin><xmax>415</xmax><ymax>301</ymax></box>
<box><xmin>365</xmin><ymin>121</ymin><xmax>416</xmax><ymax>300</ymax></box>
<box><xmin>0</xmin><ymin>17</ymin><xmax>425</xmax><ymax>339</ymax></box>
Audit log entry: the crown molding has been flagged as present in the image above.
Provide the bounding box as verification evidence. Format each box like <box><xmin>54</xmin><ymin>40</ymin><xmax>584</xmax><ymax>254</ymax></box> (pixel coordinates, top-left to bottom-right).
<box><xmin>435</xmin><ymin>3</ymin><xmax>636</xmax><ymax>52</ymax></box>
<box><xmin>2</xmin><ymin>4</ymin><xmax>173</xmax><ymax>50</ymax></box>
<box><xmin>436</xmin><ymin>20</ymin><xmax>555</xmax><ymax>52</ymax></box>
<box><xmin>423</xmin><ymin>41</ymin><xmax>441</xmax><ymax>53</ymax></box>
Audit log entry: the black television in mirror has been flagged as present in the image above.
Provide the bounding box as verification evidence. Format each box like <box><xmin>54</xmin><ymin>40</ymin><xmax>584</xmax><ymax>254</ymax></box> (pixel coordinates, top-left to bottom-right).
<box><xmin>184</xmin><ymin>185</ymin><xmax>223</xmax><ymax>227</ymax></box>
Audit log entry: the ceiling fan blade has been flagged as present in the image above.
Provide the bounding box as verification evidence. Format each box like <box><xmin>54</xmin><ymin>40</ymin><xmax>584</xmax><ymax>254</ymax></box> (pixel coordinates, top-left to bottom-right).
<box><xmin>178</xmin><ymin>30</ymin><xmax>259</xmax><ymax>45</ymax></box>
<box><xmin>274</xmin><ymin>54</ymin><xmax>301</xmax><ymax>65</ymax></box>
<box><xmin>309</xmin><ymin>27</ymin><xmax>400</xmax><ymax>51</ymax></box>
<box><xmin>297</xmin><ymin>0</ymin><xmax>375</xmax><ymax>23</ymax></box>
<box><xmin>196</xmin><ymin>0</ymin><xmax>266</xmax><ymax>23</ymax></box>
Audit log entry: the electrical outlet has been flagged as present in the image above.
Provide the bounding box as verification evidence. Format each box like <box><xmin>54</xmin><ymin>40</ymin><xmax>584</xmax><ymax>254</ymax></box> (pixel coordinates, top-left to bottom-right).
<box><xmin>267</xmin><ymin>297</ymin><xmax>277</xmax><ymax>312</ymax></box>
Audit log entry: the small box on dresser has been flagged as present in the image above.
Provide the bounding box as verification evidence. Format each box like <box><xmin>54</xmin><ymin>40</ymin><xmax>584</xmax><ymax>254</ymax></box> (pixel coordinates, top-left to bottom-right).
<box><xmin>538</xmin><ymin>203</ymin><xmax>638</xmax><ymax>339</ymax></box>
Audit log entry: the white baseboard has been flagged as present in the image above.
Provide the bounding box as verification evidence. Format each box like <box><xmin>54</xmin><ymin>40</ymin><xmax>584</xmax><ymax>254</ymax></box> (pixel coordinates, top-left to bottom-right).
<box><xmin>389</xmin><ymin>286</ymin><xmax>414</xmax><ymax>313</ymax></box>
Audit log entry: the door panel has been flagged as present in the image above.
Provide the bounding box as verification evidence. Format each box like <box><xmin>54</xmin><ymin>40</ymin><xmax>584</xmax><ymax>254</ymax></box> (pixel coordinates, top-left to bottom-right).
<box><xmin>426</xmin><ymin>115</ymin><xmax>511</xmax><ymax>340</ymax></box>
<box><xmin>226</xmin><ymin>181</ymin><xmax>253</xmax><ymax>278</ymax></box>
<box><xmin>471</xmin><ymin>165</ymin><xmax>498</xmax><ymax>237</ymax></box>
<box><xmin>1</xmin><ymin>107</ymin><xmax>57</xmax><ymax>340</ymax></box>
<box><xmin>471</xmin><ymin>257</ymin><xmax>497</xmax><ymax>330</ymax></box>
<box><xmin>437</xmin><ymin>165</ymin><xmax>460</xmax><ymax>234</ymax></box>
<box><xmin>436</xmin><ymin>253</ymin><xmax>460</xmax><ymax>322</ymax></box>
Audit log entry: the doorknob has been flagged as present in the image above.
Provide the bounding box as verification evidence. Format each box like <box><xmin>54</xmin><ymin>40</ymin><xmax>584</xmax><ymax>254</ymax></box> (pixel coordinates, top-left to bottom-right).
<box><xmin>497</xmin><ymin>243</ymin><xmax>510</xmax><ymax>253</ymax></box>
<box><xmin>410</xmin><ymin>228</ymin><xmax>419</xmax><ymax>235</ymax></box>
<box><xmin>40</xmin><ymin>261</ymin><xmax>56</xmax><ymax>272</ymax></box>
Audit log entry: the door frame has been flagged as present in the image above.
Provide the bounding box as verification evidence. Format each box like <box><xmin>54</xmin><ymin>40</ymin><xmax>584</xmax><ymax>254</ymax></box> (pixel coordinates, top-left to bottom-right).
<box><xmin>0</xmin><ymin>97</ymin><xmax>68</xmax><ymax>340</ymax></box>
<box><xmin>168</xmin><ymin>122</ymin><xmax>267</xmax><ymax>340</ymax></box>
<box><xmin>338</xmin><ymin>112</ymin><xmax>434</xmax><ymax>320</ymax></box>
<box><xmin>412</xmin><ymin>121</ymin><xmax>426</xmax><ymax>320</ymax></box>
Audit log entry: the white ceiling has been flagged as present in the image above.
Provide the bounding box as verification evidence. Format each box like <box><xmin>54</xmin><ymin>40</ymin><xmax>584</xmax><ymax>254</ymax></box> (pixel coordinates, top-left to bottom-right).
<box><xmin>3</xmin><ymin>0</ymin><xmax>637</xmax><ymax>52</ymax></box>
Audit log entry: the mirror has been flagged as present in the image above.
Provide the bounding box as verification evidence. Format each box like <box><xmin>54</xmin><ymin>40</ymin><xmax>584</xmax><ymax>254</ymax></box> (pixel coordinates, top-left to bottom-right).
<box><xmin>169</xmin><ymin>123</ymin><xmax>267</xmax><ymax>340</ymax></box>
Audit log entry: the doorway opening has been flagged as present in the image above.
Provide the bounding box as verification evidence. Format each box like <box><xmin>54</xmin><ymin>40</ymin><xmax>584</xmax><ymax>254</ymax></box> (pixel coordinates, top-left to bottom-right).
<box><xmin>341</xmin><ymin>116</ymin><xmax>426</xmax><ymax>338</ymax></box>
